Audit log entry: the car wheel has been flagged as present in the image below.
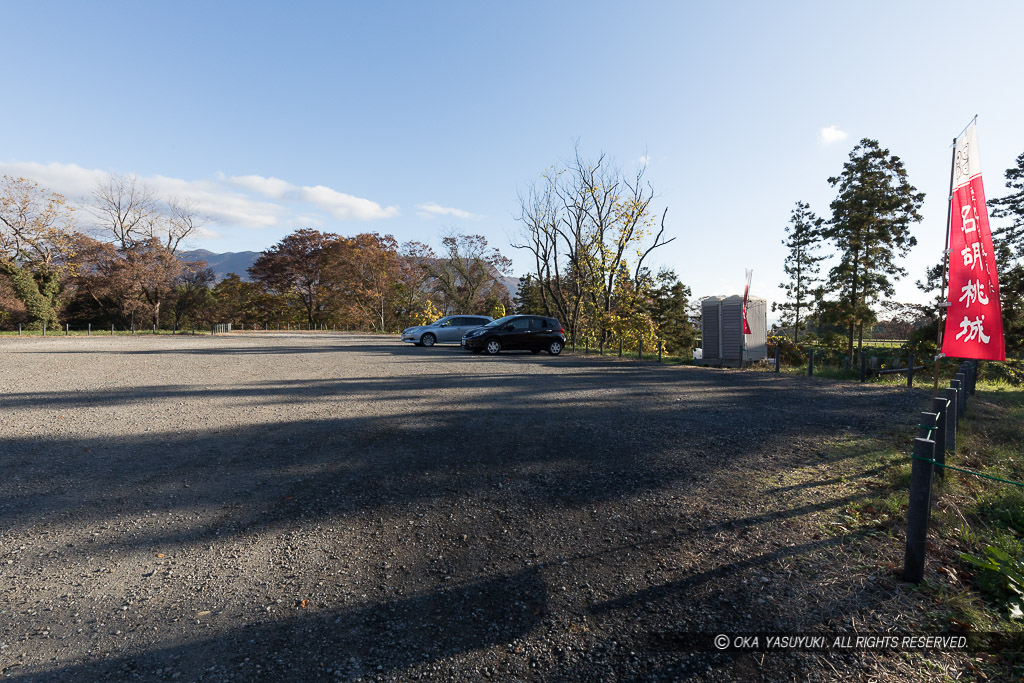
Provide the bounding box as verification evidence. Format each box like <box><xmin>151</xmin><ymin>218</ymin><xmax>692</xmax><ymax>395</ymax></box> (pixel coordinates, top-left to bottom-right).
<box><xmin>548</xmin><ymin>340</ymin><xmax>562</xmax><ymax>355</ymax></box>
<box><xmin>485</xmin><ymin>339</ymin><xmax>501</xmax><ymax>355</ymax></box>
<box><xmin>421</xmin><ymin>333</ymin><xmax>436</xmax><ymax>347</ymax></box>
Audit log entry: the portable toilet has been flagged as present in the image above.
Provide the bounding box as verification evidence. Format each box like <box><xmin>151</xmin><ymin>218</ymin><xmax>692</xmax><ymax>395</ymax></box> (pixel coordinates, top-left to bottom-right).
<box><xmin>700</xmin><ymin>295</ymin><xmax>767</xmax><ymax>367</ymax></box>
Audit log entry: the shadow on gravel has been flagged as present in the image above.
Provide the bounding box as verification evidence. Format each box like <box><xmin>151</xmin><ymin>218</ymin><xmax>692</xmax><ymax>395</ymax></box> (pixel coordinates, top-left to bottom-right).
<box><xmin>0</xmin><ymin>340</ymin><xmax>928</xmax><ymax>680</ymax></box>
<box><xmin>0</xmin><ymin>368</ymin><xmax>918</xmax><ymax>546</ymax></box>
<box><xmin>7</xmin><ymin>568</ymin><xmax>546</xmax><ymax>681</ymax></box>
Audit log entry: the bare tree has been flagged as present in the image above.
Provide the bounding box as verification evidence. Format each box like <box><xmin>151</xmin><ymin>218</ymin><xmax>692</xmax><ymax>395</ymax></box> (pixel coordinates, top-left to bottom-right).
<box><xmin>90</xmin><ymin>174</ymin><xmax>158</xmax><ymax>250</ymax></box>
<box><xmin>426</xmin><ymin>232</ymin><xmax>512</xmax><ymax>314</ymax></box>
<box><xmin>89</xmin><ymin>174</ymin><xmax>207</xmax><ymax>327</ymax></box>
<box><xmin>159</xmin><ymin>197</ymin><xmax>206</xmax><ymax>255</ymax></box>
<box><xmin>514</xmin><ymin>147</ymin><xmax>675</xmax><ymax>345</ymax></box>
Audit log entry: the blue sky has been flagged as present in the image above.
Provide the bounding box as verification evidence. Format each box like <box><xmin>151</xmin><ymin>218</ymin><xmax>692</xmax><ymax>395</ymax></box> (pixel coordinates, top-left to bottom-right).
<box><xmin>3</xmin><ymin>1</ymin><xmax>1023</xmax><ymax>312</ymax></box>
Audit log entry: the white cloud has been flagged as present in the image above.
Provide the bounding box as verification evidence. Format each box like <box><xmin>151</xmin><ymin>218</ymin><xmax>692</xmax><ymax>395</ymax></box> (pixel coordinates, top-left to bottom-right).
<box><xmin>146</xmin><ymin>175</ymin><xmax>285</xmax><ymax>227</ymax></box>
<box><xmin>637</xmin><ymin>154</ymin><xmax>651</xmax><ymax>166</ymax></box>
<box><xmin>300</xmin><ymin>185</ymin><xmax>399</xmax><ymax>220</ymax></box>
<box><xmin>820</xmin><ymin>125</ymin><xmax>849</xmax><ymax>144</ymax></box>
<box><xmin>1</xmin><ymin>161</ymin><xmax>402</xmax><ymax>231</ymax></box>
<box><xmin>226</xmin><ymin>174</ymin><xmax>297</xmax><ymax>199</ymax></box>
<box><xmin>0</xmin><ymin>161</ymin><xmax>107</xmax><ymax>197</ymax></box>
<box><xmin>415</xmin><ymin>201</ymin><xmax>483</xmax><ymax>220</ymax></box>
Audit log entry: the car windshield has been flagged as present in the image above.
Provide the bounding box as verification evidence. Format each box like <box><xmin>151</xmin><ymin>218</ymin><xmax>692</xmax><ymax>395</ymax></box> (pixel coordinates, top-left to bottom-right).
<box><xmin>482</xmin><ymin>315</ymin><xmax>516</xmax><ymax>328</ymax></box>
<box><xmin>430</xmin><ymin>317</ymin><xmax>450</xmax><ymax>326</ymax></box>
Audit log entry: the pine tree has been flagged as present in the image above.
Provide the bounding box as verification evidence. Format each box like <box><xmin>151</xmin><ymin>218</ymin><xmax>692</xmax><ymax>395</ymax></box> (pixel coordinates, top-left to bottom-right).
<box><xmin>989</xmin><ymin>151</ymin><xmax>1024</xmax><ymax>354</ymax></box>
<box><xmin>822</xmin><ymin>139</ymin><xmax>924</xmax><ymax>359</ymax></box>
<box><xmin>990</xmin><ymin>151</ymin><xmax>1024</xmax><ymax>261</ymax></box>
<box><xmin>774</xmin><ymin>201</ymin><xmax>824</xmax><ymax>344</ymax></box>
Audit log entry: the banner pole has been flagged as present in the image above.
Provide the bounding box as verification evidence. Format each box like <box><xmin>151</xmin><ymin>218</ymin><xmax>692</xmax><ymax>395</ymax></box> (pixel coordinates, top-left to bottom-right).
<box><xmin>933</xmin><ymin>136</ymin><xmax>958</xmax><ymax>398</ymax></box>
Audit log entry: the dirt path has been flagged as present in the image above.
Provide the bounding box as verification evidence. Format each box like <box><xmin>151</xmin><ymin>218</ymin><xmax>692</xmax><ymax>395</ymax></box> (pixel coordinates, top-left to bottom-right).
<box><xmin>0</xmin><ymin>333</ymin><xmax>953</xmax><ymax>681</ymax></box>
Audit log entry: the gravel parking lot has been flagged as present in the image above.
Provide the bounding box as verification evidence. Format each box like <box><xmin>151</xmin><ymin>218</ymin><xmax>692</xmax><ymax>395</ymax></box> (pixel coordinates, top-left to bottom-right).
<box><xmin>1</xmin><ymin>333</ymin><xmax>935</xmax><ymax>681</ymax></box>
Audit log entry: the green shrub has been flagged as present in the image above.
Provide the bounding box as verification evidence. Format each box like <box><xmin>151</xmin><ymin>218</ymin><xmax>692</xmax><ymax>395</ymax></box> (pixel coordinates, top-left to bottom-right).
<box><xmin>960</xmin><ymin>546</ymin><xmax>1024</xmax><ymax>620</ymax></box>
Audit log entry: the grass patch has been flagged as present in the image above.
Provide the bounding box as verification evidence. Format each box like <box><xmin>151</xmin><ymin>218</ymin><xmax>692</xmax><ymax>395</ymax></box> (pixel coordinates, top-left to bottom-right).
<box><xmin>755</xmin><ymin>378</ymin><xmax>1024</xmax><ymax>677</ymax></box>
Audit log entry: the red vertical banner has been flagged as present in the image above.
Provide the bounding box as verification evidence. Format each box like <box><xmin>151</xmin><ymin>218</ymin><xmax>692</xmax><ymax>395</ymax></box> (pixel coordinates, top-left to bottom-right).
<box><xmin>941</xmin><ymin>123</ymin><xmax>1005</xmax><ymax>361</ymax></box>
<box><xmin>742</xmin><ymin>269</ymin><xmax>752</xmax><ymax>335</ymax></box>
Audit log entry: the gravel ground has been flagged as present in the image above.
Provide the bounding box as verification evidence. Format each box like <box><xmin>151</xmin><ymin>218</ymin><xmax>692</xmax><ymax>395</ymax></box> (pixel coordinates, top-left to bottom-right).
<box><xmin>0</xmin><ymin>333</ymin><xmax>961</xmax><ymax>681</ymax></box>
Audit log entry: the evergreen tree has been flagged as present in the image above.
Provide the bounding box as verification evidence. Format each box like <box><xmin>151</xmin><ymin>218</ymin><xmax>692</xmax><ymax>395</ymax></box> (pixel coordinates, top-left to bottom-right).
<box><xmin>990</xmin><ymin>151</ymin><xmax>1024</xmax><ymax>261</ymax></box>
<box><xmin>644</xmin><ymin>268</ymin><xmax>695</xmax><ymax>356</ymax></box>
<box><xmin>774</xmin><ymin>201</ymin><xmax>824</xmax><ymax>344</ymax></box>
<box><xmin>822</xmin><ymin>139</ymin><xmax>924</xmax><ymax>359</ymax></box>
<box><xmin>989</xmin><ymin>151</ymin><xmax>1024</xmax><ymax>354</ymax></box>
<box><xmin>514</xmin><ymin>273</ymin><xmax>548</xmax><ymax>315</ymax></box>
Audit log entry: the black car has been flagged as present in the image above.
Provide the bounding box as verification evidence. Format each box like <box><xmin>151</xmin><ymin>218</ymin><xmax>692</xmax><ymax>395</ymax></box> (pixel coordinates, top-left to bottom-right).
<box><xmin>461</xmin><ymin>315</ymin><xmax>565</xmax><ymax>355</ymax></box>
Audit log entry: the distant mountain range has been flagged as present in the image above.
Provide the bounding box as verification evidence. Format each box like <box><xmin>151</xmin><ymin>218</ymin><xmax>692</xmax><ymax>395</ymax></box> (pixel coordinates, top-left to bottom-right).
<box><xmin>179</xmin><ymin>249</ymin><xmax>521</xmax><ymax>300</ymax></box>
<box><xmin>179</xmin><ymin>250</ymin><xmax>261</xmax><ymax>281</ymax></box>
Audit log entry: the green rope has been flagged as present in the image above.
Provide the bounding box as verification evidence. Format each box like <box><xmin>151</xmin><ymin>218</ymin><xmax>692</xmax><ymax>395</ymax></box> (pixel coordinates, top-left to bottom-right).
<box><xmin>911</xmin><ymin>455</ymin><xmax>1024</xmax><ymax>489</ymax></box>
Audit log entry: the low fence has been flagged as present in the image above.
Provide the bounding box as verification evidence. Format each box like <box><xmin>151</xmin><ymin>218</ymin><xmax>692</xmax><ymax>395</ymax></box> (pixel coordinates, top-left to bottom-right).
<box><xmin>903</xmin><ymin>359</ymin><xmax>980</xmax><ymax>583</ymax></box>
<box><xmin>770</xmin><ymin>345</ymin><xmax>928</xmax><ymax>386</ymax></box>
<box><xmin>4</xmin><ymin>322</ymin><xmax>205</xmax><ymax>336</ymax></box>
<box><xmin>2</xmin><ymin>322</ymin><xmax>374</xmax><ymax>336</ymax></box>
<box><xmin>574</xmin><ymin>338</ymin><xmax>670</xmax><ymax>361</ymax></box>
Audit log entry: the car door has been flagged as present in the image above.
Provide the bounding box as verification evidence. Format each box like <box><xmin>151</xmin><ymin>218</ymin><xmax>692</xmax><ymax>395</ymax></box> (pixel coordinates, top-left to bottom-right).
<box><xmin>502</xmin><ymin>316</ymin><xmax>534</xmax><ymax>350</ymax></box>
<box><xmin>530</xmin><ymin>316</ymin><xmax>552</xmax><ymax>349</ymax></box>
<box><xmin>438</xmin><ymin>317</ymin><xmax>460</xmax><ymax>343</ymax></box>
<box><xmin>451</xmin><ymin>317</ymin><xmax>473</xmax><ymax>342</ymax></box>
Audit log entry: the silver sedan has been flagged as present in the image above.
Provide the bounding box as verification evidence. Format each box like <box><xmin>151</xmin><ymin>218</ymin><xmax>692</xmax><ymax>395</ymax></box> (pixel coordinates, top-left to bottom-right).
<box><xmin>401</xmin><ymin>315</ymin><xmax>493</xmax><ymax>346</ymax></box>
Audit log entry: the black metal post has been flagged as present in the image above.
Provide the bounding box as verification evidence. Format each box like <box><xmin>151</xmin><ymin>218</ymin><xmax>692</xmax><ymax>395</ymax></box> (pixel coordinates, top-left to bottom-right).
<box><xmin>619</xmin><ymin>339</ymin><xmax>623</xmax><ymax>358</ymax></box>
<box><xmin>18</xmin><ymin>323</ymin><xmax>21</xmax><ymax>335</ymax></box>
<box><xmin>775</xmin><ymin>343</ymin><xmax>781</xmax><ymax>373</ymax></box>
<box><xmin>808</xmin><ymin>349</ymin><xmax>814</xmax><ymax>377</ymax></box>
<box><xmin>860</xmin><ymin>352</ymin><xmax>867</xmax><ymax>382</ymax></box>
<box><xmin>955</xmin><ymin>373</ymin><xmax>967</xmax><ymax>416</ymax></box>
<box><xmin>945</xmin><ymin>385</ymin><xmax>959</xmax><ymax>455</ymax></box>
<box><xmin>903</xmin><ymin>436</ymin><xmax>936</xmax><ymax>583</ymax></box>
<box><xmin>919</xmin><ymin>412</ymin><xmax>938</xmax><ymax>441</ymax></box>
<box><xmin>907</xmin><ymin>353</ymin><xmax>915</xmax><ymax>388</ymax></box>
<box><xmin>931</xmin><ymin>397</ymin><xmax>948</xmax><ymax>479</ymax></box>
<box><xmin>639</xmin><ymin>339</ymin><xmax>643</xmax><ymax>360</ymax></box>
<box><xmin>658</xmin><ymin>340</ymin><xmax>663</xmax><ymax>362</ymax></box>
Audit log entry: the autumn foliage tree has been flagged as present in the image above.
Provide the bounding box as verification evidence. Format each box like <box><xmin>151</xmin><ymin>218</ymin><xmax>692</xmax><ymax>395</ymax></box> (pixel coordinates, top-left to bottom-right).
<box><xmin>89</xmin><ymin>173</ymin><xmax>206</xmax><ymax>328</ymax></box>
<box><xmin>326</xmin><ymin>233</ymin><xmax>403</xmax><ymax>332</ymax></box>
<box><xmin>0</xmin><ymin>176</ymin><xmax>77</xmax><ymax>329</ymax></box>
<box><xmin>248</xmin><ymin>228</ymin><xmax>337</xmax><ymax>327</ymax></box>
